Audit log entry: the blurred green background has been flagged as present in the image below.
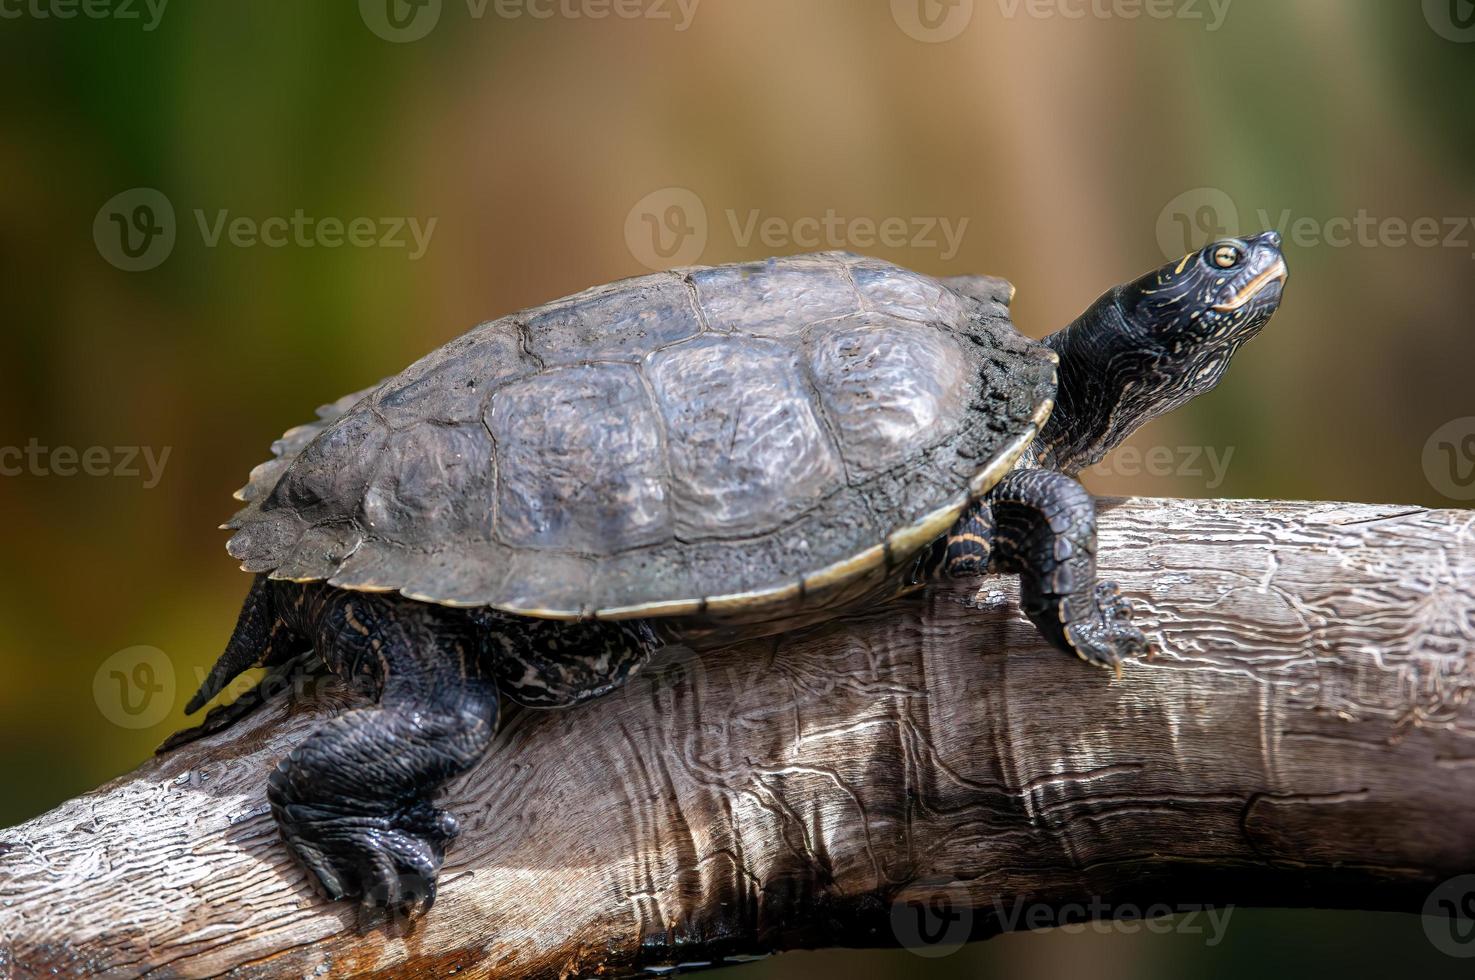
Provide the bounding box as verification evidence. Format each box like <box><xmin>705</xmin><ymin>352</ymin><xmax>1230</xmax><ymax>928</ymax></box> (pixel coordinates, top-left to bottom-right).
<box><xmin>2</xmin><ymin>1</ymin><xmax>1473</xmax><ymax>975</ymax></box>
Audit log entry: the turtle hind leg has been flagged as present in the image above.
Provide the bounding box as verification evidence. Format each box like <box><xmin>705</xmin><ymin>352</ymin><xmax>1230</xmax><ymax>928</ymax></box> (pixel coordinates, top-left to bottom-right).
<box><xmin>267</xmin><ymin>590</ymin><xmax>497</xmax><ymax>915</ymax></box>
<box><xmin>158</xmin><ymin>649</ymin><xmax>319</xmax><ymax>753</ymax></box>
<box><xmin>182</xmin><ymin>574</ymin><xmax>305</xmax><ymax>715</ymax></box>
<box><xmin>162</xmin><ymin>576</ymin><xmax>312</xmax><ymax>753</ymax></box>
<box><xmin>984</xmin><ymin>469</ymin><xmax>1149</xmax><ymax>670</ymax></box>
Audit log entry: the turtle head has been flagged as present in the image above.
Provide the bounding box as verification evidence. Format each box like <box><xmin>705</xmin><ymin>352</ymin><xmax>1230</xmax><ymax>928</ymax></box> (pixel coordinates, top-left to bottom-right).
<box><xmin>1120</xmin><ymin>230</ymin><xmax>1288</xmax><ymax>379</ymax></box>
<box><xmin>1038</xmin><ymin>231</ymin><xmax>1288</xmax><ymax>475</ymax></box>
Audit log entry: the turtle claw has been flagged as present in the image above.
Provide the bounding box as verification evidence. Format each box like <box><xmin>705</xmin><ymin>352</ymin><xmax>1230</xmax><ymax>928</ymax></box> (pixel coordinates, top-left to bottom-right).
<box><xmin>360</xmin><ymin>848</ymin><xmax>440</xmax><ymax>918</ymax></box>
<box><xmin>1065</xmin><ymin>581</ymin><xmax>1150</xmax><ymax>672</ymax></box>
<box><xmin>271</xmin><ymin>795</ymin><xmax>457</xmax><ymax>918</ymax></box>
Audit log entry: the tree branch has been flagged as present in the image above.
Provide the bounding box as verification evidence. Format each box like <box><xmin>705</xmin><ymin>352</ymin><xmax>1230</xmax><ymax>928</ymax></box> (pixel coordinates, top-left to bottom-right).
<box><xmin>3</xmin><ymin>497</ymin><xmax>1474</xmax><ymax>979</ymax></box>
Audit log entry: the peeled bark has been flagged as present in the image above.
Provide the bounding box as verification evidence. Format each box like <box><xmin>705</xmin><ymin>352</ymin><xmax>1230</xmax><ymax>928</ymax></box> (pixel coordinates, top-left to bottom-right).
<box><xmin>2</xmin><ymin>496</ymin><xmax>1473</xmax><ymax>979</ymax></box>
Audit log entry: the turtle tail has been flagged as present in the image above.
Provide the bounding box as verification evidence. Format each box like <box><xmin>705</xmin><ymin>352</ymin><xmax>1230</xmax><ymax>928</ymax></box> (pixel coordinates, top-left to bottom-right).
<box><xmin>185</xmin><ymin>574</ymin><xmax>293</xmax><ymax>714</ymax></box>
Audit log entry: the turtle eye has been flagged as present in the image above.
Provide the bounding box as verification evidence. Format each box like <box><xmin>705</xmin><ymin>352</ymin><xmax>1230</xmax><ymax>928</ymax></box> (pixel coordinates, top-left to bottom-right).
<box><xmin>1212</xmin><ymin>244</ymin><xmax>1242</xmax><ymax>269</ymax></box>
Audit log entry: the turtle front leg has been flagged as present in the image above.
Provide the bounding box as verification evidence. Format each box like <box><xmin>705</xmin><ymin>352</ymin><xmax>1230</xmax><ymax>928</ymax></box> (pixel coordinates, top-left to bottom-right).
<box><xmin>988</xmin><ymin>469</ymin><xmax>1148</xmax><ymax>670</ymax></box>
<box><xmin>267</xmin><ymin>590</ymin><xmax>497</xmax><ymax>915</ymax></box>
<box><xmin>938</xmin><ymin>470</ymin><xmax>1148</xmax><ymax>670</ymax></box>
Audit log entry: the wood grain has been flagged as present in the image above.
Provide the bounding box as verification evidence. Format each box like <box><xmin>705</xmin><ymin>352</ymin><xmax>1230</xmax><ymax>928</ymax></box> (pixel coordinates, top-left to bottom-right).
<box><xmin>3</xmin><ymin>497</ymin><xmax>1473</xmax><ymax>979</ymax></box>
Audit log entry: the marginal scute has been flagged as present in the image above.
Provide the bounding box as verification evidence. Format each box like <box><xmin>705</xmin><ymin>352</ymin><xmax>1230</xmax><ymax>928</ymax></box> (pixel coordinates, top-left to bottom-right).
<box><xmin>495</xmin><ymin>549</ymin><xmax>602</xmax><ymax>614</ymax></box>
<box><xmin>939</xmin><ymin>273</ymin><xmax>1014</xmax><ymax>308</ymax></box>
<box><xmin>270</xmin><ymin>525</ymin><xmax>365</xmax><ymax>582</ymax></box>
<box><xmin>226</xmin><ymin>508</ymin><xmax>306</xmax><ymax>572</ymax></box>
<box><xmin>263</xmin><ymin>412</ymin><xmax>388</xmax><ymax>525</ymax></box>
<box><xmin>224</xmin><ymin>252</ymin><xmax>1058</xmax><ymax>621</ymax></box>
<box><xmin>325</xmin><ymin>539</ymin><xmax>408</xmax><ymax>593</ymax></box>
<box><xmin>234</xmin><ymin>385</ymin><xmax>382</xmax><ymax>505</ymax></box>
<box><xmin>393</xmin><ymin>545</ymin><xmax>506</xmax><ymax>608</ymax></box>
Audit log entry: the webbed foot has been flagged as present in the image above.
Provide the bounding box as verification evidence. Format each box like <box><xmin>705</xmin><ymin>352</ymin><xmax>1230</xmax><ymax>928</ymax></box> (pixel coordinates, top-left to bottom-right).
<box><xmin>986</xmin><ymin>469</ymin><xmax>1152</xmax><ymax>673</ymax></box>
<box><xmin>1063</xmin><ymin>581</ymin><xmax>1150</xmax><ymax>672</ymax></box>
<box><xmin>262</xmin><ymin>590</ymin><xmax>498</xmax><ymax>917</ymax></box>
<box><xmin>270</xmin><ymin>789</ymin><xmax>459</xmax><ymax>914</ymax></box>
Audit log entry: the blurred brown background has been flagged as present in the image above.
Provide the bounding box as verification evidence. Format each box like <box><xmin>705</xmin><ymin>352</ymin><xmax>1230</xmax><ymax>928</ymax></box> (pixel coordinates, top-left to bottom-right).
<box><xmin>2</xmin><ymin>0</ymin><xmax>1473</xmax><ymax>975</ymax></box>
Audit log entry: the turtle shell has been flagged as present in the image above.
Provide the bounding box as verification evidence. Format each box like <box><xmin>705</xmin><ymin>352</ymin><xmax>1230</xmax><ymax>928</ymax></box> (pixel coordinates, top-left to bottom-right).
<box><xmin>225</xmin><ymin>252</ymin><xmax>1057</xmax><ymax>622</ymax></box>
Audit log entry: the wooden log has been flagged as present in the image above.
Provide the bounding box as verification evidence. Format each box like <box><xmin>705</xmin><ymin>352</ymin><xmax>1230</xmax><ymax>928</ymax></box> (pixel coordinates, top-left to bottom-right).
<box><xmin>3</xmin><ymin>497</ymin><xmax>1473</xmax><ymax>979</ymax></box>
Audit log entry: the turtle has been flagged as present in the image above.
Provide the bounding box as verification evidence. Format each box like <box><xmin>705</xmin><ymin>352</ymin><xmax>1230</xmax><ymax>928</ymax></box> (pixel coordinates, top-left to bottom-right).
<box><xmin>168</xmin><ymin>231</ymin><xmax>1288</xmax><ymax>914</ymax></box>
